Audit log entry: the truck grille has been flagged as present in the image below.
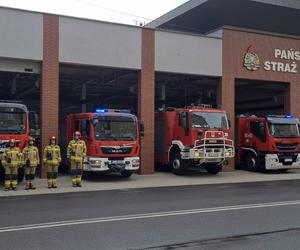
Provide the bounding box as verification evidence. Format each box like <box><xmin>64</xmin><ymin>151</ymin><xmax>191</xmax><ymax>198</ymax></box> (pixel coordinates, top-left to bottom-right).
<box><xmin>101</xmin><ymin>146</ymin><xmax>132</xmax><ymax>155</ymax></box>
<box><xmin>276</xmin><ymin>143</ymin><xmax>298</xmax><ymax>151</ymax></box>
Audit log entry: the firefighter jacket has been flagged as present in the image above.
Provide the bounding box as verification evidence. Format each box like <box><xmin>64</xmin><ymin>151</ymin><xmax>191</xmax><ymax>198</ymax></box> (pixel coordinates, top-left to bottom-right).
<box><xmin>67</xmin><ymin>139</ymin><xmax>87</xmax><ymax>162</ymax></box>
<box><xmin>23</xmin><ymin>146</ymin><xmax>40</xmax><ymax>167</ymax></box>
<box><xmin>1</xmin><ymin>147</ymin><xmax>22</xmax><ymax>168</ymax></box>
<box><xmin>43</xmin><ymin>145</ymin><xmax>61</xmax><ymax>165</ymax></box>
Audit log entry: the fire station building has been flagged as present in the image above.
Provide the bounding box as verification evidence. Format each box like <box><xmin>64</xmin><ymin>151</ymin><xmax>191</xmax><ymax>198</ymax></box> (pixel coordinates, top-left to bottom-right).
<box><xmin>0</xmin><ymin>0</ymin><xmax>299</xmax><ymax>175</ymax></box>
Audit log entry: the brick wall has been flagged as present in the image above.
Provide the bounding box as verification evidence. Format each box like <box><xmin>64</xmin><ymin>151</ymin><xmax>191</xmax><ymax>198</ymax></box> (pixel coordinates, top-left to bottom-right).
<box><xmin>221</xmin><ymin>28</ymin><xmax>300</xmax><ymax>171</ymax></box>
<box><xmin>40</xmin><ymin>15</ymin><xmax>59</xmax><ymax>177</ymax></box>
<box><xmin>138</xmin><ymin>28</ymin><xmax>155</xmax><ymax>174</ymax></box>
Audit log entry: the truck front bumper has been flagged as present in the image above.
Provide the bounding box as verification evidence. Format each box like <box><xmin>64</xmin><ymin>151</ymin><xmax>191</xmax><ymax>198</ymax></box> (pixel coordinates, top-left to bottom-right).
<box><xmin>83</xmin><ymin>157</ymin><xmax>140</xmax><ymax>172</ymax></box>
<box><xmin>181</xmin><ymin>147</ymin><xmax>234</xmax><ymax>164</ymax></box>
<box><xmin>265</xmin><ymin>154</ymin><xmax>300</xmax><ymax>170</ymax></box>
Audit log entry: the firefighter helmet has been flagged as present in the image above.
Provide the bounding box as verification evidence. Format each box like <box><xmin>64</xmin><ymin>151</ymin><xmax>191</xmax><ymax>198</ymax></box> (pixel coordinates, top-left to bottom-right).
<box><xmin>9</xmin><ymin>139</ymin><xmax>16</xmax><ymax>145</ymax></box>
<box><xmin>49</xmin><ymin>136</ymin><xmax>56</xmax><ymax>144</ymax></box>
<box><xmin>28</xmin><ymin>136</ymin><xmax>35</xmax><ymax>142</ymax></box>
<box><xmin>74</xmin><ymin>131</ymin><xmax>81</xmax><ymax>138</ymax></box>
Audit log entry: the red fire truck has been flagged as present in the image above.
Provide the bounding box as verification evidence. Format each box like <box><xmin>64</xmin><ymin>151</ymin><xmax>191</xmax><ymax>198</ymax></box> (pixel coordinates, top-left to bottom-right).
<box><xmin>0</xmin><ymin>101</ymin><xmax>39</xmax><ymax>181</ymax></box>
<box><xmin>66</xmin><ymin>109</ymin><xmax>143</xmax><ymax>178</ymax></box>
<box><xmin>155</xmin><ymin>105</ymin><xmax>234</xmax><ymax>175</ymax></box>
<box><xmin>236</xmin><ymin>115</ymin><xmax>300</xmax><ymax>171</ymax></box>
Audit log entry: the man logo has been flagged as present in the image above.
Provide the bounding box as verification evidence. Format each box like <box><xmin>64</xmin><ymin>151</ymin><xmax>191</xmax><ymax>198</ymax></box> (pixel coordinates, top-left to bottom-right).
<box><xmin>244</xmin><ymin>46</ymin><xmax>260</xmax><ymax>71</ymax></box>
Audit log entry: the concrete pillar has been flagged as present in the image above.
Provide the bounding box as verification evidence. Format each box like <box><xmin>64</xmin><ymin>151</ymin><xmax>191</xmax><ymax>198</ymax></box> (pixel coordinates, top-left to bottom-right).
<box><xmin>138</xmin><ymin>28</ymin><xmax>155</xmax><ymax>175</ymax></box>
<box><xmin>40</xmin><ymin>15</ymin><xmax>59</xmax><ymax>178</ymax></box>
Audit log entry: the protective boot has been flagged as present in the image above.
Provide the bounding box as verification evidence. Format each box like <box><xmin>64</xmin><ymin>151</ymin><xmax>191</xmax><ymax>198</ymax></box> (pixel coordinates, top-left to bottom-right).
<box><xmin>25</xmin><ymin>181</ymin><xmax>30</xmax><ymax>190</ymax></box>
<box><xmin>30</xmin><ymin>182</ymin><xmax>36</xmax><ymax>190</ymax></box>
<box><xmin>52</xmin><ymin>179</ymin><xmax>57</xmax><ymax>188</ymax></box>
<box><xmin>4</xmin><ymin>180</ymin><xmax>10</xmax><ymax>191</ymax></box>
<box><xmin>48</xmin><ymin>179</ymin><xmax>52</xmax><ymax>189</ymax></box>
<box><xmin>76</xmin><ymin>176</ymin><xmax>82</xmax><ymax>187</ymax></box>
<box><xmin>11</xmin><ymin>180</ymin><xmax>17</xmax><ymax>191</ymax></box>
<box><xmin>72</xmin><ymin>177</ymin><xmax>77</xmax><ymax>187</ymax></box>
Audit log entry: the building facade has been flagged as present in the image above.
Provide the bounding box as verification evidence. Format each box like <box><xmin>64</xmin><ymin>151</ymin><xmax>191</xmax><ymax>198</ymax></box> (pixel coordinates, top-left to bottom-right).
<box><xmin>0</xmin><ymin>0</ymin><xmax>299</xmax><ymax>175</ymax></box>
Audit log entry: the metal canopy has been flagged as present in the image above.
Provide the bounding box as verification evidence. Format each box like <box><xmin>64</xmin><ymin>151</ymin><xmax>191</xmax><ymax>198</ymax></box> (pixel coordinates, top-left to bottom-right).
<box><xmin>147</xmin><ymin>0</ymin><xmax>300</xmax><ymax>36</ymax></box>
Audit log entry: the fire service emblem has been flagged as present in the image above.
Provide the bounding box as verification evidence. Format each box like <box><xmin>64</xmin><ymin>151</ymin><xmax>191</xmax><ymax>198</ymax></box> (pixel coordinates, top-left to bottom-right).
<box><xmin>244</xmin><ymin>46</ymin><xmax>260</xmax><ymax>71</ymax></box>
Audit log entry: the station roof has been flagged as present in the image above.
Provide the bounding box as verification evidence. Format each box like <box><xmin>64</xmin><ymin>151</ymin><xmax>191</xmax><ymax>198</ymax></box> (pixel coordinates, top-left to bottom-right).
<box><xmin>147</xmin><ymin>0</ymin><xmax>300</xmax><ymax>37</ymax></box>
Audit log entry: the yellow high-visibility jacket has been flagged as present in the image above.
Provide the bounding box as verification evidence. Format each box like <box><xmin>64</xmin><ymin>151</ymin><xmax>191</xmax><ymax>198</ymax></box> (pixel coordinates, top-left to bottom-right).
<box><xmin>1</xmin><ymin>147</ymin><xmax>22</xmax><ymax>168</ymax></box>
<box><xmin>23</xmin><ymin>146</ymin><xmax>40</xmax><ymax>167</ymax></box>
<box><xmin>43</xmin><ymin>145</ymin><xmax>61</xmax><ymax>166</ymax></box>
<box><xmin>67</xmin><ymin>139</ymin><xmax>87</xmax><ymax>162</ymax></box>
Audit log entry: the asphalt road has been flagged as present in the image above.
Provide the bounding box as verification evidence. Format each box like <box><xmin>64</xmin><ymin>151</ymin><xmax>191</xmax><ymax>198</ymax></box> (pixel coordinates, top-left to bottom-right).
<box><xmin>1</xmin><ymin>180</ymin><xmax>300</xmax><ymax>250</ymax></box>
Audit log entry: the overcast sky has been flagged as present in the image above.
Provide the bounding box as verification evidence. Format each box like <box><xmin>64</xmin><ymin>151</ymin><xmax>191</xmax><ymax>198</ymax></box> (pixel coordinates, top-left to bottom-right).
<box><xmin>0</xmin><ymin>0</ymin><xmax>189</xmax><ymax>25</ymax></box>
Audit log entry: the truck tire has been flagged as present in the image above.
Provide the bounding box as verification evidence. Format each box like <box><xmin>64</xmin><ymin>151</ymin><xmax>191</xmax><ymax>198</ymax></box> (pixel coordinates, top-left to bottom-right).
<box><xmin>205</xmin><ymin>164</ymin><xmax>221</xmax><ymax>175</ymax></box>
<box><xmin>121</xmin><ymin>171</ymin><xmax>132</xmax><ymax>178</ymax></box>
<box><xmin>245</xmin><ymin>153</ymin><xmax>259</xmax><ymax>172</ymax></box>
<box><xmin>18</xmin><ymin>167</ymin><xmax>25</xmax><ymax>182</ymax></box>
<box><xmin>170</xmin><ymin>151</ymin><xmax>187</xmax><ymax>176</ymax></box>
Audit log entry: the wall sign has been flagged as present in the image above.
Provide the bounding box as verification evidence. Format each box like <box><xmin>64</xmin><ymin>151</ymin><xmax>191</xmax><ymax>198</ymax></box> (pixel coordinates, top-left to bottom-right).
<box><xmin>244</xmin><ymin>46</ymin><xmax>299</xmax><ymax>74</ymax></box>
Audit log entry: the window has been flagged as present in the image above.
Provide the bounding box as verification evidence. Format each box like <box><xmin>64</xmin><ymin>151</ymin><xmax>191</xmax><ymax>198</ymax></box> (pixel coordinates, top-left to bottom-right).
<box><xmin>191</xmin><ymin>112</ymin><xmax>228</xmax><ymax>129</ymax></box>
<box><xmin>250</xmin><ymin>121</ymin><xmax>266</xmax><ymax>142</ymax></box>
<box><xmin>81</xmin><ymin>119</ymin><xmax>90</xmax><ymax>137</ymax></box>
<box><xmin>178</xmin><ymin>112</ymin><xmax>187</xmax><ymax>128</ymax></box>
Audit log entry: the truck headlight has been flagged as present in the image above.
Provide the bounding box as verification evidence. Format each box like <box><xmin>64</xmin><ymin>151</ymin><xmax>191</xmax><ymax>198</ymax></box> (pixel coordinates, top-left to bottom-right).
<box><xmin>194</xmin><ymin>151</ymin><xmax>200</xmax><ymax>158</ymax></box>
<box><xmin>225</xmin><ymin>151</ymin><xmax>231</xmax><ymax>157</ymax></box>
<box><xmin>132</xmin><ymin>159</ymin><xmax>140</xmax><ymax>165</ymax></box>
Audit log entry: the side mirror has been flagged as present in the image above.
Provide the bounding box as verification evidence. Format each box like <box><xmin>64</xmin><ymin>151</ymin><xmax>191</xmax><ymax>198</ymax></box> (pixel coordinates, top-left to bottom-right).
<box><xmin>139</xmin><ymin>120</ymin><xmax>145</xmax><ymax>138</ymax></box>
<box><xmin>92</xmin><ymin>119</ymin><xmax>98</xmax><ymax>126</ymax></box>
<box><xmin>226</xmin><ymin>112</ymin><xmax>231</xmax><ymax>128</ymax></box>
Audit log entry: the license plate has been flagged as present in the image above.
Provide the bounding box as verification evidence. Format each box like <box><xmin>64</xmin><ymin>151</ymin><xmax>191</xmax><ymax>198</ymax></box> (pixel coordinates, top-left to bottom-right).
<box><xmin>111</xmin><ymin>160</ymin><xmax>124</xmax><ymax>164</ymax></box>
<box><xmin>284</xmin><ymin>158</ymin><xmax>293</xmax><ymax>162</ymax></box>
<box><xmin>208</xmin><ymin>153</ymin><xmax>220</xmax><ymax>157</ymax></box>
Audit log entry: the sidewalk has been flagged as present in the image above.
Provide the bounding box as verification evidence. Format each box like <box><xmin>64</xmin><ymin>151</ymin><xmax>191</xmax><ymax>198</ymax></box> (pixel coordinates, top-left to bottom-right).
<box><xmin>1</xmin><ymin>169</ymin><xmax>300</xmax><ymax>197</ymax></box>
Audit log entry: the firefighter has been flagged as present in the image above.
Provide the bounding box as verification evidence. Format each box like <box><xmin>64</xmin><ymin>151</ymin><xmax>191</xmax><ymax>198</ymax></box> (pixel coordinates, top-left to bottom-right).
<box><xmin>1</xmin><ymin>139</ymin><xmax>22</xmax><ymax>191</ymax></box>
<box><xmin>67</xmin><ymin>131</ymin><xmax>86</xmax><ymax>187</ymax></box>
<box><xmin>23</xmin><ymin>137</ymin><xmax>39</xmax><ymax>190</ymax></box>
<box><xmin>43</xmin><ymin>136</ymin><xmax>61</xmax><ymax>188</ymax></box>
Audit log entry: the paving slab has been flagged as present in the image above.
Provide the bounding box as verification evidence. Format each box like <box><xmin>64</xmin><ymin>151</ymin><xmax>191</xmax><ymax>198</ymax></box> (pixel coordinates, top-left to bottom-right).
<box><xmin>1</xmin><ymin>169</ymin><xmax>300</xmax><ymax>197</ymax></box>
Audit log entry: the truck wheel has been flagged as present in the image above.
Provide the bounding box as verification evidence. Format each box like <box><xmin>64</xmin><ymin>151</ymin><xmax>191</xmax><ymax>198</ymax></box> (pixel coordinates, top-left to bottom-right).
<box><xmin>205</xmin><ymin>164</ymin><xmax>221</xmax><ymax>175</ymax></box>
<box><xmin>245</xmin><ymin>153</ymin><xmax>259</xmax><ymax>171</ymax></box>
<box><xmin>18</xmin><ymin>167</ymin><xmax>25</xmax><ymax>182</ymax></box>
<box><xmin>170</xmin><ymin>151</ymin><xmax>187</xmax><ymax>176</ymax></box>
<box><xmin>121</xmin><ymin>171</ymin><xmax>132</xmax><ymax>178</ymax></box>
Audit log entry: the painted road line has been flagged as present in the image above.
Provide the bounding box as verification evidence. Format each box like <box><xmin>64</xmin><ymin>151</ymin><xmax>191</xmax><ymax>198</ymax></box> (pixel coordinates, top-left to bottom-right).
<box><xmin>1</xmin><ymin>200</ymin><xmax>300</xmax><ymax>233</ymax></box>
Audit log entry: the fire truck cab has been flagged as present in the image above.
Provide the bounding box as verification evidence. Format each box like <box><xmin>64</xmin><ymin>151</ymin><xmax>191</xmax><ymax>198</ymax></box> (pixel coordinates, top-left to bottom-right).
<box><xmin>155</xmin><ymin>105</ymin><xmax>234</xmax><ymax>175</ymax></box>
<box><xmin>66</xmin><ymin>109</ymin><xmax>142</xmax><ymax>178</ymax></box>
<box><xmin>0</xmin><ymin>101</ymin><xmax>39</xmax><ymax>181</ymax></box>
<box><xmin>236</xmin><ymin>115</ymin><xmax>300</xmax><ymax>171</ymax></box>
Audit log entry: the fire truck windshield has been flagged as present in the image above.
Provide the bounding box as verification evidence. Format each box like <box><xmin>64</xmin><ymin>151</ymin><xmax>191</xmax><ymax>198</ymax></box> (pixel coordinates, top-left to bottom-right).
<box><xmin>94</xmin><ymin>116</ymin><xmax>137</xmax><ymax>141</ymax></box>
<box><xmin>0</xmin><ymin>108</ymin><xmax>26</xmax><ymax>134</ymax></box>
<box><xmin>268</xmin><ymin>123</ymin><xmax>300</xmax><ymax>138</ymax></box>
<box><xmin>191</xmin><ymin>112</ymin><xmax>228</xmax><ymax>129</ymax></box>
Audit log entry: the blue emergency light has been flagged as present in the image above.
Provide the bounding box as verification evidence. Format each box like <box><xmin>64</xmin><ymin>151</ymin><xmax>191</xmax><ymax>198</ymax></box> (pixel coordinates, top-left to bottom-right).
<box><xmin>285</xmin><ymin>114</ymin><xmax>294</xmax><ymax>119</ymax></box>
<box><xmin>267</xmin><ymin>114</ymin><xmax>295</xmax><ymax>119</ymax></box>
<box><xmin>95</xmin><ymin>108</ymin><xmax>108</xmax><ymax>113</ymax></box>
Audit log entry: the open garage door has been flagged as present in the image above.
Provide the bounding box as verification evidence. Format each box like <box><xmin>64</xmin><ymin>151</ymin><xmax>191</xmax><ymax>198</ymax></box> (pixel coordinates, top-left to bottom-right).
<box><xmin>59</xmin><ymin>64</ymin><xmax>139</xmax><ymax>170</ymax></box>
<box><xmin>0</xmin><ymin>58</ymin><xmax>40</xmax><ymax>112</ymax></box>
<box><xmin>235</xmin><ymin>79</ymin><xmax>287</xmax><ymax>117</ymax></box>
<box><xmin>155</xmin><ymin>72</ymin><xmax>219</xmax><ymax>110</ymax></box>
